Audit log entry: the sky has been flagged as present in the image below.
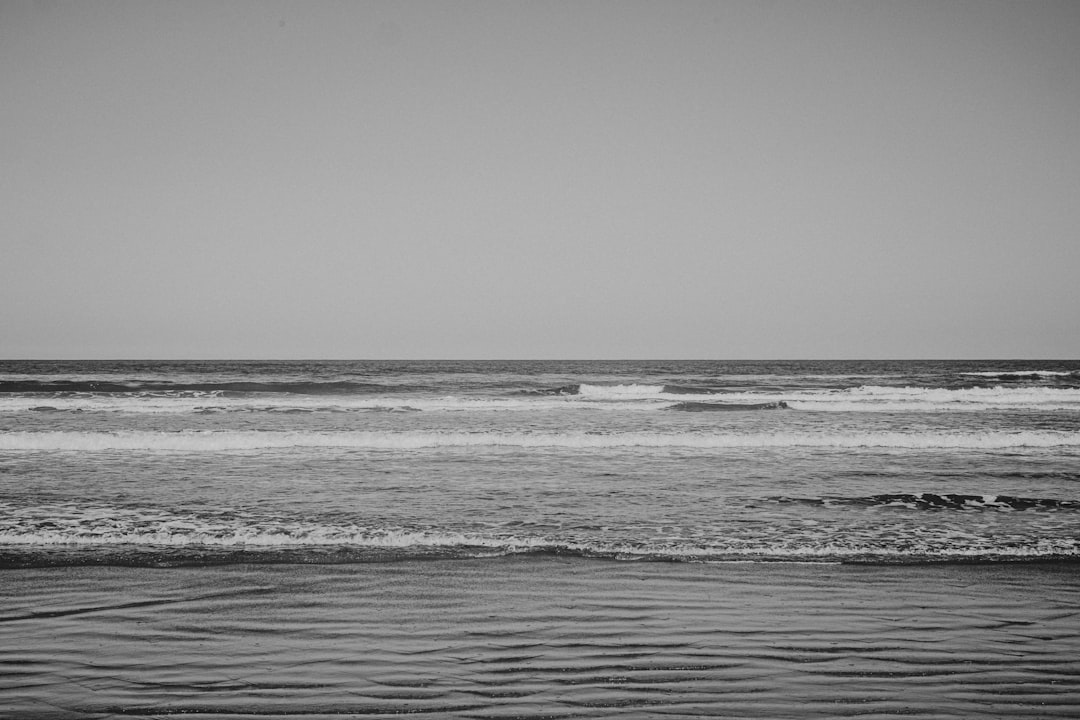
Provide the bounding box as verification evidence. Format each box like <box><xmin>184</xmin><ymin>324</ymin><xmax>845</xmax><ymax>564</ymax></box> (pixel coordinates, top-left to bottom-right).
<box><xmin>2</xmin><ymin>0</ymin><xmax>1078</xmax><ymax>359</ymax></box>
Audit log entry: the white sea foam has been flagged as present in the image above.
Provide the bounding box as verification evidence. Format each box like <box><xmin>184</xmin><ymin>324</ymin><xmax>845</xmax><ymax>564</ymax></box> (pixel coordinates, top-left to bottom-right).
<box><xmin>0</xmin><ymin>525</ymin><xmax>547</xmax><ymax>550</ymax></box>
<box><xmin>575</xmin><ymin>383</ymin><xmax>669</xmax><ymax>399</ymax></box>
<box><xmin>4</xmin><ymin>384</ymin><xmax>1079</xmax><ymax>414</ymax></box>
<box><xmin>2</xmin><ymin>429</ymin><xmax>1077</xmax><ymax>451</ymax></box>
<box><xmin>783</xmin><ymin>385</ymin><xmax>1080</xmax><ymax>412</ymax></box>
<box><xmin>3</xmin><ymin>501</ymin><xmax>1076</xmax><ymax>560</ymax></box>
<box><xmin>0</xmin><ymin>502</ymin><xmax>547</xmax><ymax>550</ymax></box>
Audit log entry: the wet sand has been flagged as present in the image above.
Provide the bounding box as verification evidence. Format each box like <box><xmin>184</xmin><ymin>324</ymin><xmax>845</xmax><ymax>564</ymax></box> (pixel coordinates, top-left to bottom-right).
<box><xmin>2</xmin><ymin>557</ymin><xmax>1079</xmax><ymax>719</ymax></box>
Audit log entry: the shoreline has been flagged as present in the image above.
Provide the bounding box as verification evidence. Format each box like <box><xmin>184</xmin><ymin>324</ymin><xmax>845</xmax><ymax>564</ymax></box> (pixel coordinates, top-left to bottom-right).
<box><xmin>5</xmin><ymin>549</ymin><xmax>1080</xmax><ymax>570</ymax></box>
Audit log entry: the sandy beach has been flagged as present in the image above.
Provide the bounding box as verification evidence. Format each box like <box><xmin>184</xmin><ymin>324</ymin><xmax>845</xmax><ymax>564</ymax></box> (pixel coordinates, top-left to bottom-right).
<box><xmin>2</xmin><ymin>556</ymin><xmax>1078</xmax><ymax>719</ymax></box>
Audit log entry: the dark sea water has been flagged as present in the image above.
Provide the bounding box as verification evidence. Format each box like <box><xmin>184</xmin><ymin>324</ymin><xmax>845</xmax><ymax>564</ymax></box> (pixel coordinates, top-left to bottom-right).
<box><xmin>2</xmin><ymin>360</ymin><xmax>1080</xmax><ymax>718</ymax></box>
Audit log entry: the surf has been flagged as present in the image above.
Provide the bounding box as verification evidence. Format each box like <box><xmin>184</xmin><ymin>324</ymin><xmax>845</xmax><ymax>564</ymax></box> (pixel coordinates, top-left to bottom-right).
<box><xmin>3</xmin><ymin>429</ymin><xmax>1079</xmax><ymax>451</ymax></box>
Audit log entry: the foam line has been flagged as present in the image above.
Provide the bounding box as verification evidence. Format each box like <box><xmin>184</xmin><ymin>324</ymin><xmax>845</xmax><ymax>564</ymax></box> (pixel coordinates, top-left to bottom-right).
<box><xmin>2</xmin><ymin>429</ymin><xmax>1078</xmax><ymax>451</ymax></box>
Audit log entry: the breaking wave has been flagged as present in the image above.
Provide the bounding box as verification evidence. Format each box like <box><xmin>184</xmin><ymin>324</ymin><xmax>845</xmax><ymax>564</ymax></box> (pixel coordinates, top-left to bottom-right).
<box><xmin>542</xmin><ymin>383</ymin><xmax>725</xmax><ymax>398</ymax></box>
<box><xmin>3</xmin><ymin>500</ymin><xmax>1078</xmax><ymax>567</ymax></box>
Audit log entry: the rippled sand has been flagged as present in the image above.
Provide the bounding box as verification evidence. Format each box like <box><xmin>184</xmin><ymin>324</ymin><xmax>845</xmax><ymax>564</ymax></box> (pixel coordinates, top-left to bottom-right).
<box><xmin>2</xmin><ymin>557</ymin><xmax>1078</xmax><ymax>718</ymax></box>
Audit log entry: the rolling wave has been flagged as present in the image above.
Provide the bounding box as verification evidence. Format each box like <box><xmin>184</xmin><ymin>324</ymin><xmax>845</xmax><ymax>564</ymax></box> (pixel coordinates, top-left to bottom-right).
<box><xmin>2</xmin><ymin>429</ymin><xmax>1078</xmax><ymax>451</ymax></box>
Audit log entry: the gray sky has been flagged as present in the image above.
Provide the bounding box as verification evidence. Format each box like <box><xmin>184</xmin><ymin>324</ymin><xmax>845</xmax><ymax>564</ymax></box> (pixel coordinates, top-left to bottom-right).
<box><xmin>2</xmin><ymin>0</ymin><xmax>1078</xmax><ymax>359</ymax></box>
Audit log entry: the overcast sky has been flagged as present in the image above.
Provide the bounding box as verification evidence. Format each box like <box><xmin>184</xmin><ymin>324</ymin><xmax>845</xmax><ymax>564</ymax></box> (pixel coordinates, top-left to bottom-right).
<box><xmin>2</xmin><ymin>0</ymin><xmax>1078</xmax><ymax>359</ymax></box>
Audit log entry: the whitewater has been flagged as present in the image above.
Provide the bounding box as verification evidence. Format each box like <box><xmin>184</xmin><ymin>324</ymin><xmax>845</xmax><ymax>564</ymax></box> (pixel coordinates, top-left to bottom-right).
<box><xmin>2</xmin><ymin>428</ymin><xmax>1078</xmax><ymax>451</ymax></box>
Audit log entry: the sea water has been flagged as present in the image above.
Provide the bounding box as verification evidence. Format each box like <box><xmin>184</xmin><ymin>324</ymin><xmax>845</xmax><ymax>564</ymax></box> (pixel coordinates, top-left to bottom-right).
<box><xmin>3</xmin><ymin>359</ymin><xmax>1080</xmax><ymax>719</ymax></box>
<box><xmin>2</xmin><ymin>359</ymin><xmax>1079</xmax><ymax>566</ymax></box>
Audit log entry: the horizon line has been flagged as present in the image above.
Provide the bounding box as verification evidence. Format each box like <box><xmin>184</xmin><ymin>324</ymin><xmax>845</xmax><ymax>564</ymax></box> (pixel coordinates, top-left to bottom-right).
<box><xmin>3</xmin><ymin>357</ymin><xmax>1078</xmax><ymax>363</ymax></box>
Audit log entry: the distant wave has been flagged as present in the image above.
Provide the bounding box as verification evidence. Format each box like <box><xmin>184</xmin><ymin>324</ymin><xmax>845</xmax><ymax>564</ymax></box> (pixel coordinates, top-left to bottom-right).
<box><xmin>540</xmin><ymin>383</ymin><xmax>725</xmax><ymax>397</ymax></box>
<box><xmin>2</xmin><ymin>383</ymin><xmax>1078</xmax><ymax>414</ymax></box>
<box><xmin>0</xmin><ymin>379</ymin><xmax>411</xmax><ymax>395</ymax></box>
<box><xmin>529</xmin><ymin>383</ymin><xmax>1080</xmax><ymax>409</ymax></box>
<box><xmin>786</xmin><ymin>385</ymin><xmax>1080</xmax><ymax>412</ymax></box>
<box><xmin>667</xmin><ymin>401</ymin><xmax>789</xmax><ymax>411</ymax></box>
<box><xmin>0</xmin><ymin>396</ymin><xmax>660</xmax><ymax>414</ymax></box>
<box><xmin>2</xmin><ymin>429</ymin><xmax>1078</xmax><ymax>451</ymax></box>
<box><xmin>960</xmin><ymin>370</ymin><xmax>1080</xmax><ymax>381</ymax></box>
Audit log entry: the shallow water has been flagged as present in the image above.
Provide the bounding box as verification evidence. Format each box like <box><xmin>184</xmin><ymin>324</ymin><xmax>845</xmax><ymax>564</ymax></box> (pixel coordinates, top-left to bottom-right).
<box><xmin>2</xmin><ymin>558</ymin><xmax>1079</xmax><ymax>719</ymax></box>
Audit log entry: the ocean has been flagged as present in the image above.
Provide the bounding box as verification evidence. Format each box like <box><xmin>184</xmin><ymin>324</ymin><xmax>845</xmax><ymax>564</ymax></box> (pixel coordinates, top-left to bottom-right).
<box><xmin>2</xmin><ymin>359</ymin><xmax>1079</xmax><ymax>718</ymax></box>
